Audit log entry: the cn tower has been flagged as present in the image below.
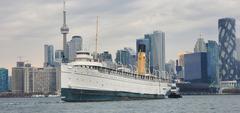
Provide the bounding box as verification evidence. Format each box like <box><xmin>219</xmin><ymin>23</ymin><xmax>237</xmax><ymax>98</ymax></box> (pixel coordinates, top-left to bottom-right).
<box><xmin>60</xmin><ymin>0</ymin><xmax>69</xmax><ymax>62</ymax></box>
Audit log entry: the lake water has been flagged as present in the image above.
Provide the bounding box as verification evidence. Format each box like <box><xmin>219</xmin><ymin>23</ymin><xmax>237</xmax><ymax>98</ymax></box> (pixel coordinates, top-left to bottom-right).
<box><xmin>0</xmin><ymin>95</ymin><xmax>240</xmax><ymax>113</ymax></box>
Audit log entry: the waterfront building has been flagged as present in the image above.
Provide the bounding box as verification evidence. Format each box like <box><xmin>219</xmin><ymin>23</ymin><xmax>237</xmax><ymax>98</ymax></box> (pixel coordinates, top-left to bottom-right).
<box><xmin>0</xmin><ymin>68</ymin><xmax>8</xmax><ymax>92</ymax></box>
<box><xmin>184</xmin><ymin>52</ymin><xmax>208</xmax><ymax>83</ymax></box>
<box><xmin>12</xmin><ymin>67</ymin><xmax>25</xmax><ymax>93</ymax></box>
<box><xmin>32</xmin><ymin>67</ymin><xmax>60</xmax><ymax>94</ymax></box>
<box><xmin>206</xmin><ymin>40</ymin><xmax>219</xmax><ymax>85</ymax></box>
<box><xmin>44</xmin><ymin>44</ymin><xmax>54</xmax><ymax>67</ymax></box>
<box><xmin>194</xmin><ymin>38</ymin><xmax>207</xmax><ymax>53</ymax></box>
<box><xmin>68</xmin><ymin>36</ymin><xmax>83</xmax><ymax>61</ymax></box>
<box><xmin>218</xmin><ymin>18</ymin><xmax>237</xmax><ymax>81</ymax></box>
<box><xmin>144</xmin><ymin>31</ymin><xmax>165</xmax><ymax>72</ymax></box>
<box><xmin>11</xmin><ymin>62</ymin><xmax>60</xmax><ymax>94</ymax></box>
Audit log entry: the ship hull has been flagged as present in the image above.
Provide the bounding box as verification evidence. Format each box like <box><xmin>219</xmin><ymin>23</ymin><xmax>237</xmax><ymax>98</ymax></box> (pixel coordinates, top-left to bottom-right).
<box><xmin>61</xmin><ymin>88</ymin><xmax>165</xmax><ymax>102</ymax></box>
<box><xmin>61</xmin><ymin>64</ymin><xmax>170</xmax><ymax>102</ymax></box>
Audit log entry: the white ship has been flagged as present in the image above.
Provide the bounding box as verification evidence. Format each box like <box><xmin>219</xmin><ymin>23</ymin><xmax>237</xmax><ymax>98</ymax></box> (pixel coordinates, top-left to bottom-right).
<box><xmin>61</xmin><ymin>51</ymin><xmax>171</xmax><ymax>102</ymax></box>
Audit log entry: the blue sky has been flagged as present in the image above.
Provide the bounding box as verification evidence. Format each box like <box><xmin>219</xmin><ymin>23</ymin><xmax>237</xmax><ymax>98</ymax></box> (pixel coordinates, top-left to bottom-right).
<box><xmin>0</xmin><ymin>0</ymin><xmax>240</xmax><ymax>71</ymax></box>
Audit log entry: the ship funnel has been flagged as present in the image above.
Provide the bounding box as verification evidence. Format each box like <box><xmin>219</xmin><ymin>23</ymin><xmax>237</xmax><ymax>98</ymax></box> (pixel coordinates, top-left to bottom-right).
<box><xmin>137</xmin><ymin>51</ymin><xmax>146</xmax><ymax>75</ymax></box>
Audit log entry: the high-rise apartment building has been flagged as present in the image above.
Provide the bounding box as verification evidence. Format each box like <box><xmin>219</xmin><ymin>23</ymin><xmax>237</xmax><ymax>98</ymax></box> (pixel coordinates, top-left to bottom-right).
<box><xmin>11</xmin><ymin>62</ymin><xmax>60</xmax><ymax>94</ymax></box>
<box><xmin>68</xmin><ymin>36</ymin><xmax>83</xmax><ymax>61</ymax></box>
<box><xmin>218</xmin><ymin>18</ymin><xmax>237</xmax><ymax>81</ymax></box>
<box><xmin>32</xmin><ymin>67</ymin><xmax>59</xmax><ymax>94</ymax></box>
<box><xmin>44</xmin><ymin>45</ymin><xmax>54</xmax><ymax>67</ymax></box>
<box><xmin>55</xmin><ymin>50</ymin><xmax>64</xmax><ymax>63</ymax></box>
<box><xmin>115</xmin><ymin>48</ymin><xmax>136</xmax><ymax>67</ymax></box>
<box><xmin>0</xmin><ymin>68</ymin><xmax>8</xmax><ymax>92</ymax></box>
<box><xmin>124</xmin><ymin>48</ymin><xmax>136</xmax><ymax>66</ymax></box>
<box><xmin>12</xmin><ymin>67</ymin><xmax>25</xmax><ymax>93</ymax></box>
<box><xmin>144</xmin><ymin>31</ymin><xmax>165</xmax><ymax>72</ymax></box>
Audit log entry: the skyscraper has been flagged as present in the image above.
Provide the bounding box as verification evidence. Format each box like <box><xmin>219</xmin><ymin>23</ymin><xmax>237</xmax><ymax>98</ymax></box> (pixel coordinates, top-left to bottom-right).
<box><xmin>44</xmin><ymin>45</ymin><xmax>54</xmax><ymax>67</ymax></box>
<box><xmin>68</xmin><ymin>36</ymin><xmax>83</xmax><ymax>61</ymax></box>
<box><xmin>194</xmin><ymin>38</ymin><xmax>207</xmax><ymax>53</ymax></box>
<box><xmin>124</xmin><ymin>47</ymin><xmax>136</xmax><ymax>66</ymax></box>
<box><xmin>206</xmin><ymin>40</ymin><xmax>219</xmax><ymax>84</ymax></box>
<box><xmin>55</xmin><ymin>50</ymin><xmax>63</xmax><ymax>63</ymax></box>
<box><xmin>145</xmin><ymin>31</ymin><xmax>165</xmax><ymax>72</ymax></box>
<box><xmin>115</xmin><ymin>48</ymin><xmax>136</xmax><ymax>67</ymax></box>
<box><xmin>0</xmin><ymin>68</ymin><xmax>8</xmax><ymax>92</ymax></box>
<box><xmin>184</xmin><ymin>52</ymin><xmax>208</xmax><ymax>83</ymax></box>
<box><xmin>218</xmin><ymin>18</ymin><xmax>237</xmax><ymax>81</ymax></box>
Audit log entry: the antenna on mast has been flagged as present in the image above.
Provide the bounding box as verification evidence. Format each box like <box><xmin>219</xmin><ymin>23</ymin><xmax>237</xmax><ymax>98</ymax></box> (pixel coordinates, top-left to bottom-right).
<box><xmin>95</xmin><ymin>16</ymin><xmax>99</xmax><ymax>54</ymax></box>
<box><xmin>63</xmin><ymin>0</ymin><xmax>66</xmax><ymax>11</ymax></box>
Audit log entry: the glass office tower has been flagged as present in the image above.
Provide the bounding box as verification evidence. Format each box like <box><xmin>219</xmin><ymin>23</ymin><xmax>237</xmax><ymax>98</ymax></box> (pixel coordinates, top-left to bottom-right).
<box><xmin>218</xmin><ymin>18</ymin><xmax>237</xmax><ymax>81</ymax></box>
<box><xmin>144</xmin><ymin>31</ymin><xmax>165</xmax><ymax>73</ymax></box>
<box><xmin>206</xmin><ymin>40</ymin><xmax>219</xmax><ymax>84</ymax></box>
<box><xmin>0</xmin><ymin>68</ymin><xmax>8</xmax><ymax>92</ymax></box>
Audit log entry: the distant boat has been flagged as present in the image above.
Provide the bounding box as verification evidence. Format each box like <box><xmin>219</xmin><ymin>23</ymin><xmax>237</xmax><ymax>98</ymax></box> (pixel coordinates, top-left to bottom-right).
<box><xmin>168</xmin><ymin>83</ymin><xmax>182</xmax><ymax>98</ymax></box>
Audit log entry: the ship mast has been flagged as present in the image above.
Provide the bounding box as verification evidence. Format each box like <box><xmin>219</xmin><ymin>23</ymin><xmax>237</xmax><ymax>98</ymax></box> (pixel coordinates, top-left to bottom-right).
<box><xmin>95</xmin><ymin>16</ymin><xmax>99</xmax><ymax>55</ymax></box>
<box><xmin>93</xmin><ymin>16</ymin><xmax>99</xmax><ymax>61</ymax></box>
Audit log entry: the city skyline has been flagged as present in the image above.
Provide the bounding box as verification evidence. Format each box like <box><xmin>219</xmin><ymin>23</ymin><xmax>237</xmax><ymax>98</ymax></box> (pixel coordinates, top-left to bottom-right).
<box><xmin>1</xmin><ymin>0</ymin><xmax>240</xmax><ymax>70</ymax></box>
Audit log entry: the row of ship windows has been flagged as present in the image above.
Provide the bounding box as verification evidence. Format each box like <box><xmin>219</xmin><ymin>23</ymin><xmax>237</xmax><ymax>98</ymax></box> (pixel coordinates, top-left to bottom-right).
<box><xmin>73</xmin><ymin>65</ymin><xmax>157</xmax><ymax>81</ymax></box>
